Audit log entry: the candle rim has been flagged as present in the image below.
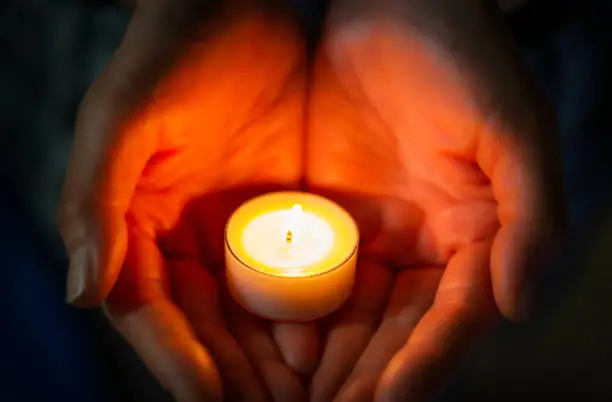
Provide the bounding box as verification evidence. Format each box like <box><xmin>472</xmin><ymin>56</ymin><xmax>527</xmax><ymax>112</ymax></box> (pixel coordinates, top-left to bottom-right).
<box><xmin>225</xmin><ymin>233</ymin><xmax>359</xmax><ymax>279</ymax></box>
<box><xmin>224</xmin><ymin>191</ymin><xmax>359</xmax><ymax>279</ymax></box>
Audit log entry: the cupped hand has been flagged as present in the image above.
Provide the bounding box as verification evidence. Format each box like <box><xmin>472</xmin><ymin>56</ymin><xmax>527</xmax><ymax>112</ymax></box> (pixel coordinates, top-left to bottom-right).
<box><xmin>303</xmin><ymin>0</ymin><xmax>565</xmax><ymax>401</ymax></box>
<box><xmin>58</xmin><ymin>1</ymin><xmax>565</xmax><ymax>401</ymax></box>
<box><xmin>58</xmin><ymin>2</ymin><xmax>308</xmax><ymax>401</ymax></box>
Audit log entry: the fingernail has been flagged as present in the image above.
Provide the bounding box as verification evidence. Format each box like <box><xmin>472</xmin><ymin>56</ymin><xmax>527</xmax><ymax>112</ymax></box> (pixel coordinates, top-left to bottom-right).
<box><xmin>66</xmin><ymin>247</ymin><xmax>90</xmax><ymax>304</ymax></box>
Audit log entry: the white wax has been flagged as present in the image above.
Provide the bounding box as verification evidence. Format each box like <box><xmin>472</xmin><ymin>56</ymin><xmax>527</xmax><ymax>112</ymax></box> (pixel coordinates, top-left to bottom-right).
<box><xmin>241</xmin><ymin>206</ymin><xmax>335</xmax><ymax>276</ymax></box>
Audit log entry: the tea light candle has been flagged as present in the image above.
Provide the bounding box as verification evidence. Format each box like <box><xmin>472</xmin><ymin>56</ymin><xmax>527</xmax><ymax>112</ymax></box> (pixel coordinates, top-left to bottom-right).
<box><xmin>225</xmin><ymin>192</ymin><xmax>359</xmax><ymax>322</ymax></box>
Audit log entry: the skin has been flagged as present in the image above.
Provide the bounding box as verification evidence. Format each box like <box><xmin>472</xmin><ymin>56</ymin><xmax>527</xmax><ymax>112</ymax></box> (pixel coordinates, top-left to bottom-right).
<box><xmin>58</xmin><ymin>0</ymin><xmax>564</xmax><ymax>401</ymax></box>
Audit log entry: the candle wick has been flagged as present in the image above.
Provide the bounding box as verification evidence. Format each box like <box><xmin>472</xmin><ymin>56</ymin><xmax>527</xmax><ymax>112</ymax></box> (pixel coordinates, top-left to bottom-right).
<box><xmin>286</xmin><ymin>230</ymin><xmax>293</xmax><ymax>244</ymax></box>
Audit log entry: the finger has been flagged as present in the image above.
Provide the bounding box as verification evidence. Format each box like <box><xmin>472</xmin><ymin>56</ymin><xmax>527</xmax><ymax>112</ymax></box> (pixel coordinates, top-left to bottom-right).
<box><xmin>466</xmin><ymin>5</ymin><xmax>566</xmax><ymax>321</ymax></box>
<box><xmin>272</xmin><ymin>322</ymin><xmax>320</xmax><ymax>377</ymax></box>
<box><xmin>58</xmin><ymin>4</ymin><xmax>195</xmax><ymax>306</ymax></box>
<box><xmin>310</xmin><ymin>260</ymin><xmax>393</xmax><ymax>402</ymax></box>
<box><xmin>376</xmin><ymin>241</ymin><xmax>498</xmax><ymax>402</ymax></box>
<box><xmin>170</xmin><ymin>260</ymin><xmax>269</xmax><ymax>402</ymax></box>
<box><xmin>228</xmin><ymin>301</ymin><xmax>307</xmax><ymax>402</ymax></box>
<box><xmin>479</xmin><ymin>108</ymin><xmax>565</xmax><ymax>320</ymax></box>
<box><xmin>334</xmin><ymin>267</ymin><xmax>442</xmax><ymax>402</ymax></box>
<box><xmin>105</xmin><ymin>226</ymin><xmax>222</xmax><ymax>402</ymax></box>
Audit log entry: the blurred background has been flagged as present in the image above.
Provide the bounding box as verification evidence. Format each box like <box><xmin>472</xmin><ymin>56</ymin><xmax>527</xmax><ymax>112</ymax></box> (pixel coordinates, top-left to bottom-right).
<box><xmin>1</xmin><ymin>0</ymin><xmax>611</xmax><ymax>401</ymax></box>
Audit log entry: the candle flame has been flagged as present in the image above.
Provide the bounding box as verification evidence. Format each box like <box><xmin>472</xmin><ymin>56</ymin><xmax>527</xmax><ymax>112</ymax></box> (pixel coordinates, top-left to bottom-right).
<box><xmin>284</xmin><ymin>204</ymin><xmax>303</xmax><ymax>245</ymax></box>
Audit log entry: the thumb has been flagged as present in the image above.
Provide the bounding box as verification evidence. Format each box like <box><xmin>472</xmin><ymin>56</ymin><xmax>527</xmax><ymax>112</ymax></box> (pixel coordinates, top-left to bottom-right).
<box><xmin>272</xmin><ymin>322</ymin><xmax>320</xmax><ymax>377</ymax></box>
<box><xmin>58</xmin><ymin>3</ymin><xmax>195</xmax><ymax>307</ymax></box>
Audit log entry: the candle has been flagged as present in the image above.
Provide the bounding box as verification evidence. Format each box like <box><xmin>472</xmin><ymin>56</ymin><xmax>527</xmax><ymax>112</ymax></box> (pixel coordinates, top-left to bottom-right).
<box><xmin>225</xmin><ymin>192</ymin><xmax>359</xmax><ymax>322</ymax></box>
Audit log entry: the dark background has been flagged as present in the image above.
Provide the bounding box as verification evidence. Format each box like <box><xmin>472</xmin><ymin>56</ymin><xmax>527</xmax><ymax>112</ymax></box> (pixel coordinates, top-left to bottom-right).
<box><xmin>1</xmin><ymin>0</ymin><xmax>612</xmax><ymax>401</ymax></box>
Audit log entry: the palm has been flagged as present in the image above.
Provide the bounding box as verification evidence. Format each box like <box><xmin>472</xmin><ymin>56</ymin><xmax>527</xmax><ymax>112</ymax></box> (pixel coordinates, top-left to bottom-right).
<box><xmin>103</xmin><ymin>16</ymin><xmax>309</xmax><ymax>401</ymax></box>
<box><xmin>304</xmin><ymin>27</ymin><xmax>510</xmax><ymax>401</ymax></box>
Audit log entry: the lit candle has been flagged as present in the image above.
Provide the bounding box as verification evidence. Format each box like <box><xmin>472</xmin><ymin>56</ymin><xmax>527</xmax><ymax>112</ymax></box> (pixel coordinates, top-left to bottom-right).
<box><xmin>225</xmin><ymin>192</ymin><xmax>359</xmax><ymax>322</ymax></box>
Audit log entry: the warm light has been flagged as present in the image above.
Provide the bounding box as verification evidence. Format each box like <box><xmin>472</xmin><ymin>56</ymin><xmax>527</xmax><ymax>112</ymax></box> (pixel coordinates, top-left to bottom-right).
<box><xmin>284</xmin><ymin>204</ymin><xmax>303</xmax><ymax>245</ymax></box>
<box><xmin>225</xmin><ymin>192</ymin><xmax>359</xmax><ymax>322</ymax></box>
<box><xmin>241</xmin><ymin>204</ymin><xmax>335</xmax><ymax>272</ymax></box>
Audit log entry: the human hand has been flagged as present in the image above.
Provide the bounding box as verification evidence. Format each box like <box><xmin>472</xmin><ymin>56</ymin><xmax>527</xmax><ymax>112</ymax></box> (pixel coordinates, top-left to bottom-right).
<box><xmin>58</xmin><ymin>2</ymin><xmax>309</xmax><ymax>401</ymax></box>
<box><xmin>304</xmin><ymin>0</ymin><xmax>565</xmax><ymax>401</ymax></box>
